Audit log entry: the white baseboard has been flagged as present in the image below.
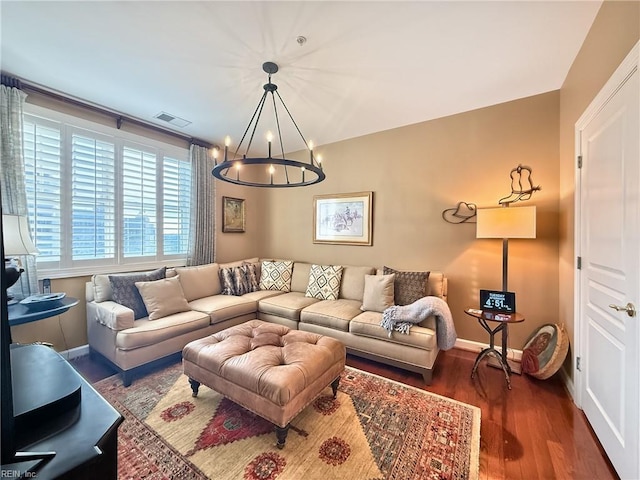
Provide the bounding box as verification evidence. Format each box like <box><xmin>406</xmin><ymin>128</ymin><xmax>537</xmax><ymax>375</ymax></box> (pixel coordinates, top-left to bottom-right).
<box><xmin>454</xmin><ymin>338</ymin><xmax>523</xmax><ymax>362</ymax></box>
<box><xmin>60</xmin><ymin>344</ymin><xmax>89</xmax><ymax>361</ymax></box>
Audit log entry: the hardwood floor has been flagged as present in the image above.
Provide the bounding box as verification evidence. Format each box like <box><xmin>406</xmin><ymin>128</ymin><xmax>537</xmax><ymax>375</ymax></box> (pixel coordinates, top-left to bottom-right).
<box><xmin>71</xmin><ymin>348</ymin><xmax>618</xmax><ymax>480</ymax></box>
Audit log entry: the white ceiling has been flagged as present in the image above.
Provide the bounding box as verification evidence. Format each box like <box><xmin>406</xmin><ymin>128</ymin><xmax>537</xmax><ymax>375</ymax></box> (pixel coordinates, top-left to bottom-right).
<box><xmin>1</xmin><ymin>1</ymin><xmax>602</xmax><ymax>153</ymax></box>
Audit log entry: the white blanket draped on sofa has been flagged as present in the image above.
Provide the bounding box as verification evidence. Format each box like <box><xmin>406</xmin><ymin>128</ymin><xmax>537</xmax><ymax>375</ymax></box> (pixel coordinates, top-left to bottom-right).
<box><xmin>381</xmin><ymin>296</ymin><xmax>457</xmax><ymax>350</ymax></box>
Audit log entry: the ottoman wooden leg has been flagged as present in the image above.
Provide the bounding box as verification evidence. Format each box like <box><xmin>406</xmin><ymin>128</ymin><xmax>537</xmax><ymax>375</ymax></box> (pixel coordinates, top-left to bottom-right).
<box><xmin>331</xmin><ymin>376</ymin><xmax>340</xmax><ymax>399</ymax></box>
<box><xmin>189</xmin><ymin>378</ymin><xmax>200</xmax><ymax>397</ymax></box>
<box><xmin>275</xmin><ymin>424</ymin><xmax>290</xmax><ymax>449</ymax></box>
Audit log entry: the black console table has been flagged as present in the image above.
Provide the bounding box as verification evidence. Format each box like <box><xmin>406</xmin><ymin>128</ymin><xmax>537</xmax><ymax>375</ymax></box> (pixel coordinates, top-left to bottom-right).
<box><xmin>2</xmin><ymin>344</ymin><xmax>123</xmax><ymax>479</ymax></box>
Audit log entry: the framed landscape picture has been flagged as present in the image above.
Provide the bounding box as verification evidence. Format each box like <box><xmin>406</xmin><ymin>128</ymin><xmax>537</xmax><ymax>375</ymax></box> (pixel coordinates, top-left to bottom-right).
<box><xmin>313</xmin><ymin>191</ymin><xmax>373</xmax><ymax>245</ymax></box>
<box><xmin>222</xmin><ymin>196</ymin><xmax>245</xmax><ymax>233</ymax></box>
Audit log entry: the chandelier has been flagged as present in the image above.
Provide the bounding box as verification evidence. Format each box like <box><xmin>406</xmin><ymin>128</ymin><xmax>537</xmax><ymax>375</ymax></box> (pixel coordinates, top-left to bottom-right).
<box><xmin>211</xmin><ymin>62</ymin><xmax>325</xmax><ymax>188</ymax></box>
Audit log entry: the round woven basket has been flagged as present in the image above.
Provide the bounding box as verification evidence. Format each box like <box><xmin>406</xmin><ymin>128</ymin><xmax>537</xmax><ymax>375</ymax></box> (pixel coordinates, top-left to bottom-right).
<box><xmin>521</xmin><ymin>323</ymin><xmax>569</xmax><ymax>380</ymax></box>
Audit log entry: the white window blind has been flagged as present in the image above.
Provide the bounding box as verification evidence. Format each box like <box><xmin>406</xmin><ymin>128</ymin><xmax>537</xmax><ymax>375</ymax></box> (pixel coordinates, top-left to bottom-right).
<box><xmin>163</xmin><ymin>156</ymin><xmax>192</xmax><ymax>255</ymax></box>
<box><xmin>122</xmin><ymin>145</ymin><xmax>157</xmax><ymax>258</ymax></box>
<box><xmin>22</xmin><ymin>106</ymin><xmax>192</xmax><ymax>278</ymax></box>
<box><xmin>23</xmin><ymin>118</ymin><xmax>62</xmax><ymax>264</ymax></box>
<box><xmin>71</xmin><ymin>130</ymin><xmax>116</xmax><ymax>261</ymax></box>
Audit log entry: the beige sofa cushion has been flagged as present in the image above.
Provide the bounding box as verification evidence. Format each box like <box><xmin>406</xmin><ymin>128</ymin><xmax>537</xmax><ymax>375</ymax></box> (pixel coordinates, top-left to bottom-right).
<box><xmin>361</xmin><ymin>274</ymin><xmax>395</xmax><ymax>312</ymax></box>
<box><xmin>300</xmin><ymin>299</ymin><xmax>363</xmax><ymax>332</ymax></box>
<box><xmin>115</xmin><ymin>310</ymin><xmax>211</xmax><ymax>350</ymax></box>
<box><xmin>176</xmin><ymin>263</ymin><xmax>222</xmax><ymax>301</ymax></box>
<box><xmin>428</xmin><ymin>272</ymin><xmax>446</xmax><ymax>299</ymax></box>
<box><xmin>290</xmin><ymin>262</ymin><xmax>312</xmax><ymax>292</ymax></box>
<box><xmin>259</xmin><ymin>292</ymin><xmax>320</xmax><ymax>321</ymax></box>
<box><xmin>339</xmin><ymin>265</ymin><xmax>376</xmax><ymax>301</ymax></box>
<box><xmin>136</xmin><ymin>276</ymin><xmax>191</xmax><ymax>321</ymax></box>
<box><xmin>349</xmin><ymin>311</ymin><xmax>437</xmax><ymax>350</ymax></box>
<box><xmin>219</xmin><ymin>257</ymin><xmax>259</xmax><ymax>269</ymax></box>
<box><xmin>188</xmin><ymin>294</ymin><xmax>257</xmax><ymax>325</ymax></box>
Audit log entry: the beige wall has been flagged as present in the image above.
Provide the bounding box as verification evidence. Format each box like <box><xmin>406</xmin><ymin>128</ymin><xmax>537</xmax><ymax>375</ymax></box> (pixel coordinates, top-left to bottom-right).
<box><xmin>259</xmin><ymin>91</ymin><xmax>560</xmax><ymax>348</ymax></box>
<box><xmin>558</xmin><ymin>1</ymin><xmax>639</xmax><ymax>377</ymax></box>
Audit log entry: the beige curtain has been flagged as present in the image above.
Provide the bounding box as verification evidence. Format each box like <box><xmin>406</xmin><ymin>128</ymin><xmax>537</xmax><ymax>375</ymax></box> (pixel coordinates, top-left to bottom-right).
<box><xmin>0</xmin><ymin>83</ymin><xmax>39</xmax><ymax>297</ymax></box>
<box><xmin>187</xmin><ymin>144</ymin><xmax>216</xmax><ymax>265</ymax></box>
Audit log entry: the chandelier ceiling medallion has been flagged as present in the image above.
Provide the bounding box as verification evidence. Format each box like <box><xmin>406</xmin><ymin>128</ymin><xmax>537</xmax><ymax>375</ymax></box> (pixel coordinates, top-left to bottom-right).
<box><xmin>211</xmin><ymin>61</ymin><xmax>325</xmax><ymax>188</ymax></box>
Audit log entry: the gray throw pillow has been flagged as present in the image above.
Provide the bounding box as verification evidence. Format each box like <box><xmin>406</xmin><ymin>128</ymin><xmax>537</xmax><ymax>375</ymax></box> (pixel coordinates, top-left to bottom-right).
<box><xmin>382</xmin><ymin>266</ymin><xmax>430</xmax><ymax>306</ymax></box>
<box><xmin>109</xmin><ymin>267</ymin><xmax>166</xmax><ymax>319</ymax></box>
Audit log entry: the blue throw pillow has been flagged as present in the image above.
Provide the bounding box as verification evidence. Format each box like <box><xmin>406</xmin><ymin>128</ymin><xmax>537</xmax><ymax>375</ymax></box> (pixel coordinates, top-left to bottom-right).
<box><xmin>109</xmin><ymin>267</ymin><xmax>166</xmax><ymax>319</ymax></box>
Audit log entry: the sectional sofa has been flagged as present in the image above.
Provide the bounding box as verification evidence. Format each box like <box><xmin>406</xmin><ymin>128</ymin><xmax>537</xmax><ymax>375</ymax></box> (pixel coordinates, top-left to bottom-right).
<box><xmin>86</xmin><ymin>258</ymin><xmax>448</xmax><ymax>386</ymax></box>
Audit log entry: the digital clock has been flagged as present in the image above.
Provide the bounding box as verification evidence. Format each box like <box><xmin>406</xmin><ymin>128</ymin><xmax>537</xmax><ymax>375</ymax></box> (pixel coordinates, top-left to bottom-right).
<box><xmin>479</xmin><ymin>289</ymin><xmax>516</xmax><ymax>313</ymax></box>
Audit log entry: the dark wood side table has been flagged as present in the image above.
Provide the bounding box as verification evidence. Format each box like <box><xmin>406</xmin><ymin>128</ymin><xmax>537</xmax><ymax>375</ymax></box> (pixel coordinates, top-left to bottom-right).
<box><xmin>8</xmin><ymin>297</ymin><xmax>79</xmax><ymax>327</ymax></box>
<box><xmin>464</xmin><ymin>309</ymin><xmax>525</xmax><ymax>389</ymax></box>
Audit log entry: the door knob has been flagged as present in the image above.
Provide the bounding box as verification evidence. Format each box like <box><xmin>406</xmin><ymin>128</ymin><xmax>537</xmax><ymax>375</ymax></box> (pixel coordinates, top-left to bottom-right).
<box><xmin>608</xmin><ymin>303</ymin><xmax>637</xmax><ymax>317</ymax></box>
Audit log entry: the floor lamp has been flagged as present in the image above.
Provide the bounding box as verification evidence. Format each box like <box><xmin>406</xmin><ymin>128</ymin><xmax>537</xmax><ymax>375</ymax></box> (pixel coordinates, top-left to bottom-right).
<box><xmin>476</xmin><ymin>205</ymin><xmax>536</xmax><ymax>374</ymax></box>
<box><xmin>476</xmin><ymin>205</ymin><xmax>537</xmax><ymax>292</ymax></box>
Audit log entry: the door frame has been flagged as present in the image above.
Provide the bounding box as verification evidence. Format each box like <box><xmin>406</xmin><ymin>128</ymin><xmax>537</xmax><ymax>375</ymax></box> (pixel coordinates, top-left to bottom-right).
<box><xmin>573</xmin><ymin>40</ymin><xmax>639</xmax><ymax>409</ymax></box>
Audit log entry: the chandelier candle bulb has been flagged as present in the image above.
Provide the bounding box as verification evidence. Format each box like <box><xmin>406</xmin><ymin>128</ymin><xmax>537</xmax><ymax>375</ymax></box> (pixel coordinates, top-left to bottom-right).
<box><xmin>302</xmin><ymin>166</ymin><xmax>305</xmax><ymax>182</ymax></box>
<box><xmin>224</xmin><ymin>136</ymin><xmax>231</xmax><ymax>162</ymax></box>
<box><xmin>212</xmin><ymin>148</ymin><xmax>218</xmax><ymax>166</ymax></box>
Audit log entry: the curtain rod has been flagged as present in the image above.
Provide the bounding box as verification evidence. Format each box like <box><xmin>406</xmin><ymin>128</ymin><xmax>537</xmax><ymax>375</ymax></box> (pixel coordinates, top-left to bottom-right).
<box><xmin>1</xmin><ymin>73</ymin><xmax>214</xmax><ymax>149</ymax></box>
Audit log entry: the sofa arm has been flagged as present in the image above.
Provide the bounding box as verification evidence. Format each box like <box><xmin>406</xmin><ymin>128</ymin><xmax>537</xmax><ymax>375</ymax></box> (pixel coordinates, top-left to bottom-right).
<box><xmin>87</xmin><ymin>300</ymin><xmax>135</xmax><ymax>331</ymax></box>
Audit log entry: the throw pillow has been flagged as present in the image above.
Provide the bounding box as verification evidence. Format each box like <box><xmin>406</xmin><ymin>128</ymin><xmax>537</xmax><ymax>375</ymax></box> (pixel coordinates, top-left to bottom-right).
<box><xmin>305</xmin><ymin>264</ymin><xmax>343</xmax><ymax>300</ymax></box>
<box><xmin>259</xmin><ymin>260</ymin><xmax>294</xmax><ymax>292</ymax></box>
<box><xmin>135</xmin><ymin>276</ymin><xmax>191</xmax><ymax>321</ymax></box>
<box><xmin>220</xmin><ymin>264</ymin><xmax>260</xmax><ymax>296</ymax></box>
<box><xmin>243</xmin><ymin>262</ymin><xmax>260</xmax><ymax>292</ymax></box>
<box><xmin>109</xmin><ymin>267</ymin><xmax>167</xmax><ymax>319</ymax></box>
<box><xmin>361</xmin><ymin>273</ymin><xmax>395</xmax><ymax>312</ymax></box>
<box><xmin>382</xmin><ymin>266</ymin><xmax>430</xmax><ymax>306</ymax></box>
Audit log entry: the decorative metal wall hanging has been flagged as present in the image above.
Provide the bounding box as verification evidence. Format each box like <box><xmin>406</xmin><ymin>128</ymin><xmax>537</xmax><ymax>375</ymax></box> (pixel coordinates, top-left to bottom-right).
<box><xmin>441</xmin><ymin>202</ymin><xmax>478</xmax><ymax>224</ymax></box>
<box><xmin>442</xmin><ymin>164</ymin><xmax>541</xmax><ymax>224</ymax></box>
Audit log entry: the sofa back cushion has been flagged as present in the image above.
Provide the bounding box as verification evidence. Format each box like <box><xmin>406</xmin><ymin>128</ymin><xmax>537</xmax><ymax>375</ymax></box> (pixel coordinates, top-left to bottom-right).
<box><xmin>290</xmin><ymin>262</ymin><xmax>312</xmax><ymax>292</ymax></box>
<box><xmin>175</xmin><ymin>263</ymin><xmax>221</xmax><ymax>301</ymax></box>
<box><xmin>427</xmin><ymin>272</ymin><xmax>447</xmax><ymax>300</ymax></box>
<box><xmin>339</xmin><ymin>265</ymin><xmax>376</xmax><ymax>301</ymax></box>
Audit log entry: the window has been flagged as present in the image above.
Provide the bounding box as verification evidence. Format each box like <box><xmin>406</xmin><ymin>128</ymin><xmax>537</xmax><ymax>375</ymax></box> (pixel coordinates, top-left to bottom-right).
<box><xmin>23</xmin><ymin>105</ymin><xmax>192</xmax><ymax>278</ymax></box>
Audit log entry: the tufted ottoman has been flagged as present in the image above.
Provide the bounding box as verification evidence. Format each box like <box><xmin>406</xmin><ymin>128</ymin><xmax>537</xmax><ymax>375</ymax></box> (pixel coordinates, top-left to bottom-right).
<box><xmin>182</xmin><ymin>319</ymin><xmax>346</xmax><ymax>448</ymax></box>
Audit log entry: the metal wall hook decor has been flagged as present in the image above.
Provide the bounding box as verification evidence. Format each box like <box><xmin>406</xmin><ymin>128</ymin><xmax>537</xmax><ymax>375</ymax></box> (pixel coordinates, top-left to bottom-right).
<box><xmin>442</xmin><ymin>164</ymin><xmax>541</xmax><ymax>224</ymax></box>
<box><xmin>498</xmin><ymin>164</ymin><xmax>541</xmax><ymax>205</ymax></box>
<box><xmin>442</xmin><ymin>202</ymin><xmax>478</xmax><ymax>224</ymax></box>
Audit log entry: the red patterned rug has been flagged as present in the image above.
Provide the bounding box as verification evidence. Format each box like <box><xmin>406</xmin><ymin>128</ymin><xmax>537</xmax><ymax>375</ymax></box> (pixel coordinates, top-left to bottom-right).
<box><xmin>94</xmin><ymin>363</ymin><xmax>480</xmax><ymax>480</ymax></box>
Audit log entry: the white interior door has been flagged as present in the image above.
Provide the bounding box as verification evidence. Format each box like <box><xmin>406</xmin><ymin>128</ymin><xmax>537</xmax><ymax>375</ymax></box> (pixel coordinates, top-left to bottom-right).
<box><xmin>576</xmin><ymin>43</ymin><xmax>639</xmax><ymax>480</ymax></box>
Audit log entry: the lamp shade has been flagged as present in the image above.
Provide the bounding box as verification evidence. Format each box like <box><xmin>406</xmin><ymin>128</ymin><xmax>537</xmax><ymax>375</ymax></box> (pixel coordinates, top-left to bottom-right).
<box><xmin>476</xmin><ymin>206</ymin><xmax>536</xmax><ymax>239</ymax></box>
<box><xmin>2</xmin><ymin>214</ymin><xmax>39</xmax><ymax>256</ymax></box>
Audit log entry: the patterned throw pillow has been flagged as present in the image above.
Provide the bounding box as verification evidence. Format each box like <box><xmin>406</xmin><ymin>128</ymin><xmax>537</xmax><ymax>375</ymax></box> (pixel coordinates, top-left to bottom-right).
<box><xmin>109</xmin><ymin>267</ymin><xmax>167</xmax><ymax>319</ymax></box>
<box><xmin>220</xmin><ymin>264</ymin><xmax>261</xmax><ymax>296</ymax></box>
<box><xmin>382</xmin><ymin>266</ymin><xmax>430</xmax><ymax>306</ymax></box>
<box><xmin>244</xmin><ymin>262</ymin><xmax>260</xmax><ymax>292</ymax></box>
<box><xmin>259</xmin><ymin>260</ymin><xmax>294</xmax><ymax>292</ymax></box>
<box><xmin>305</xmin><ymin>264</ymin><xmax>344</xmax><ymax>300</ymax></box>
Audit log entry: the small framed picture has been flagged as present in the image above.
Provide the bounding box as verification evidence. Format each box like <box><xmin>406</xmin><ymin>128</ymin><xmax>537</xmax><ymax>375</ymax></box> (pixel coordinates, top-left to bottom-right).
<box><xmin>313</xmin><ymin>191</ymin><xmax>373</xmax><ymax>245</ymax></box>
<box><xmin>222</xmin><ymin>196</ymin><xmax>245</xmax><ymax>233</ymax></box>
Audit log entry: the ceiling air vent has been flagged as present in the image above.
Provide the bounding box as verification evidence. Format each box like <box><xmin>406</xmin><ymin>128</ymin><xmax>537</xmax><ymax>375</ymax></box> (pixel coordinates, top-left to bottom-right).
<box><xmin>153</xmin><ymin>111</ymin><xmax>191</xmax><ymax>128</ymax></box>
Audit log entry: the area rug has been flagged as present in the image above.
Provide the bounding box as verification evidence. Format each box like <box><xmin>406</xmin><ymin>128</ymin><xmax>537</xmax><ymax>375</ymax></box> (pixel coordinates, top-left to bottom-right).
<box><xmin>94</xmin><ymin>363</ymin><xmax>480</xmax><ymax>480</ymax></box>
